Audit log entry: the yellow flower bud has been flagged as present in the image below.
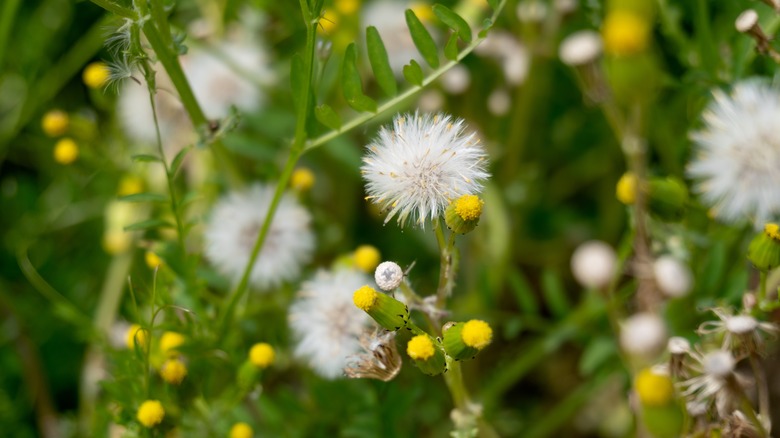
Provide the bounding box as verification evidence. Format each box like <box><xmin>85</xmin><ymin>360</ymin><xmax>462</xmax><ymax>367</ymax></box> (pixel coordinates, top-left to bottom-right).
<box><xmin>616</xmin><ymin>172</ymin><xmax>636</xmax><ymax>205</ymax></box>
<box><xmin>136</xmin><ymin>400</ymin><xmax>165</xmax><ymax>428</ymax></box>
<box><xmin>249</xmin><ymin>343</ymin><xmax>275</xmax><ymax>368</ymax></box>
<box><xmin>159</xmin><ymin>331</ymin><xmax>184</xmax><ymax>356</ymax></box>
<box><xmin>290</xmin><ymin>167</ymin><xmax>315</xmax><ymax>192</ymax></box>
<box><xmin>82</xmin><ymin>61</ymin><xmax>110</xmax><ymax>89</ymax></box>
<box><xmin>635</xmin><ymin>368</ymin><xmax>674</xmax><ymax>407</ymax></box>
<box><xmin>160</xmin><ymin>358</ymin><xmax>188</xmax><ymax>385</ymax></box>
<box><xmin>41</xmin><ymin>110</ymin><xmax>69</xmax><ymax>137</ymax></box>
<box><xmin>53</xmin><ymin>138</ymin><xmax>79</xmax><ymax>164</ymax></box>
<box><xmin>126</xmin><ymin>324</ymin><xmax>148</xmax><ymax>349</ymax></box>
<box><xmin>230</xmin><ymin>422</ymin><xmax>254</xmax><ymax>438</ymax></box>
<box><xmin>353</xmin><ymin>245</ymin><xmax>381</xmax><ymax>273</ymax></box>
<box><xmin>602</xmin><ymin>11</ymin><xmax>650</xmax><ymax>56</ymax></box>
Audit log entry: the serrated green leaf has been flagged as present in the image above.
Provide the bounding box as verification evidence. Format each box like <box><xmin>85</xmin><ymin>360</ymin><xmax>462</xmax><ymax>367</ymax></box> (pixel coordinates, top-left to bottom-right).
<box><xmin>315</xmin><ymin>104</ymin><xmax>342</xmax><ymax>130</ymax></box>
<box><xmin>432</xmin><ymin>5</ymin><xmax>472</xmax><ymax>43</ymax></box>
<box><xmin>444</xmin><ymin>33</ymin><xmax>459</xmax><ymax>61</ymax></box>
<box><xmin>119</xmin><ymin>192</ymin><xmax>168</xmax><ymax>203</ymax></box>
<box><xmin>405</xmin><ymin>9</ymin><xmax>439</xmax><ymax>69</ymax></box>
<box><xmin>123</xmin><ymin>219</ymin><xmax>173</xmax><ymax>231</ymax></box>
<box><xmin>169</xmin><ymin>146</ymin><xmax>191</xmax><ymax>177</ymax></box>
<box><xmin>366</xmin><ymin>26</ymin><xmax>397</xmax><ymax>97</ymax></box>
<box><xmin>131</xmin><ymin>154</ymin><xmax>162</xmax><ymax>163</ymax></box>
<box><xmin>291</xmin><ymin>53</ymin><xmax>306</xmax><ymax>112</ymax></box>
<box><xmin>403</xmin><ymin>60</ymin><xmax>423</xmax><ymax>86</ymax></box>
<box><xmin>341</xmin><ymin>43</ymin><xmax>377</xmax><ymax>112</ymax></box>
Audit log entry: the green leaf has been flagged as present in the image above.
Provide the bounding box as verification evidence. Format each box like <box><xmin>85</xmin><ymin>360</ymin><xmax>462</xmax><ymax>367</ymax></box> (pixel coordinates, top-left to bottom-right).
<box><xmin>123</xmin><ymin>218</ymin><xmax>173</xmax><ymax>231</ymax></box>
<box><xmin>118</xmin><ymin>192</ymin><xmax>168</xmax><ymax>203</ymax></box>
<box><xmin>290</xmin><ymin>53</ymin><xmax>306</xmax><ymax>112</ymax></box>
<box><xmin>432</xmin><ymin>5</ymin><xmax>472</xmax><ymax>43</ymax></box>
<box><xmin>169</xmin><ymin>146</ymin><xmax>191</xmax><ymax>177</ymax></box>
<box><xmin>403</xmin><ymin>59</ymin><xmax>423</xmax><ymax>86</ymax></box>
<box><xmin>578</xmin><ymin>337</ymin><xmax>617</xmax><ymax>376</ymax></box>
<box><xmin>131</xmin><ymin>154</ymin><xmax>162</xmax><ymax>163</ymax></box>
<box><xmin>444</xmin><ymin>33</ymin><xmax>459</xmax><ymax>61</ymax></box>
<box><xmin>487</xmin><ymin>0</ymin><xmax>499</xmax><ymax>9</ymax></box>
<box><xmin>365</xmin><ymin>26</ymin><xmax>397</xmax><ymax>97</ymax></box>
<box><xmin>541</xmin><ymin>269</ymin><xmax>570</xmax><ymax>319</ymax></box>
<box><xmin>341</xmin><ymin>43</ymin><xmax>377</xmax><ymax>112</ymax></box>
<box><xmin>405</xmin><ymin>9</ymin><xmax>439</xmax><ymax>69</ymax></box>
<box><xmin>315</xmin><ymin>104</ymin><xmax>342</xmax><ymax>130</ymax></box>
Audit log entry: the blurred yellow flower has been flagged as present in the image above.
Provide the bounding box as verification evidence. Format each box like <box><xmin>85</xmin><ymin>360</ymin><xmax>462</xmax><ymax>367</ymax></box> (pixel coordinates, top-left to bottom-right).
<box><xmin>53</xmin><ymin>138</ymin><xmax>79</xmax><ymax>164</ymax></box>
<box><xmin>41</xmin><ymin>110</ymin><xmax>69</xmax><ymax>137</ymax></box>
<box><xmin>249</xmin><ymin>343</ymin><xmax>275</xmax><ymax>368</ymax></box>
<box><xmin>602</xmin><ymin>11</ymin><xmax>650</xmax><ymax>56</ymax></box>
<box><xmin>353</xmin><ymin>245</ymin><xmax>380</xmax><ymax>273</ymax></box>
<box><xmin>136</xmin><ymin>400</ymin><xmax>165</xmax><ymax>428</ymax></box>
<box><xmin>230</xmin><ymin>422</ymin><xmax>254</xmax><ymax>438</ymax></box>
<box><xmin>82</xmin><ymin>61</ymin><xmax>110</xmax><ymax>89</ymax></box>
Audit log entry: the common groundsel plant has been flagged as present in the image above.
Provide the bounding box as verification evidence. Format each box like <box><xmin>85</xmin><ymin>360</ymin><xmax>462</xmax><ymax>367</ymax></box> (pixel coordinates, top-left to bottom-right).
<box><xmin>8</xmin><ymin>0</ymin><xmax>780</xmax><ymax>437</ymax></box>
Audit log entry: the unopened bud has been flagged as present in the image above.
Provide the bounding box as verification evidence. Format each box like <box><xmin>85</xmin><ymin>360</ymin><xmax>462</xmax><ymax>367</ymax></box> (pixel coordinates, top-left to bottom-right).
<box><xmin>407</xmin><ymin>334</ymin><xmax>447</xmax><ymax>375</ymax></box>
<box><xmin>748</xmin><ymin>223</ymin><xmax>780</xmax><ymax>272</ymax></box>
<box><xmin>443</xmin><ymin>320</ymin><xmax>493</xmax><ymax>361</ymax></box>
<box><xmin>353</xmin><ymin>285</ymin><xmax>410</xmax><ymax>331</ymax></box>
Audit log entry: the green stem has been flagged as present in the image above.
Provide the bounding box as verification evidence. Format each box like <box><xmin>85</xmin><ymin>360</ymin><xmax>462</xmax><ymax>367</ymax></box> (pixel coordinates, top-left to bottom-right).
<box><xmin>760</xmin><ymin>271</ymin><xmax>768</xmax><ymax>303</ymax></box>
<box><xmin>443</xmin><ymin>356</ymin><xmax>469</xmax><ymax>411</ymax></box>
<box><xmin>216</xmin><ymin>12</ymin><xmax>318</xmax><ymax>342</ymax></box>
<box><xmin>749</xmin><ymin>353</ymin><xmax>770</xmax><ymax>431</ymax></box>
<box><xmin>399</xmin><ymin>280</ymin><xmax>437</xmax><ymax>333</ymax></box>
<box><xmin>730</xmin><ymin>374</ymin><xmax>768</xmax><ymax>438</ymax></box>
<box><xmin>89</xmin><ymin>0</ymin><xmax>134</xmax><ymax>18</ymax></box>
<box><xmin>0</xmin><ymin>0</ymin><xmax>21</xmax><ymax>69</ymax></box>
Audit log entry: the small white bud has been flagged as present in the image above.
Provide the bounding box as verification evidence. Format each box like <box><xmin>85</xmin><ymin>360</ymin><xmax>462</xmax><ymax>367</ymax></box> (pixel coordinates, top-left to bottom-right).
<box><xmin>703</xmin><ymin>350</ymin><xmax>734</xmax><ymax>378</ymax></box>
<box><xmin>620</xmin><ymin>312</ymin><xmax>668</xmax><ymax>357</ymax></box>
<box><xmin>667</xmin><ymin>336</ymin><xmax>690</xmax><ymax>355</ymax></box>
<box><xmin>440</xmin><ymin>65</ymin><xmax>471</xmax><ymax>95</ymax></box>
<box><xmin>653</xmin><ymin>256</ymin><xmax>693</xmax><ymax>298</ymax></box>
<box><xmin>559</xmin><ymin>31</ymin><xmax>603</xmax><ymax>66</ymax></box>
<box><xmin>570</xmin><ymin>240</ymin><xmax>616</xmax><ymax>289</ymax></box>
<box><xmin>418</xmin><ymin>90</ymin><xmax>444</xmax><ymax>112</ymax></box>
<box><xmin>735</xmin><ymin>10</ymin><xmax>759</xmax><ymax>33</ymax></box>
<box><xmin>374</xmin><ymin>261</ymin><xmax>403</xmax><ymax>291</ymax></box>
<box><xmin>516</xmin><ymin>0</ymin><xmax>548</xmax><ymax>23</ymax></box>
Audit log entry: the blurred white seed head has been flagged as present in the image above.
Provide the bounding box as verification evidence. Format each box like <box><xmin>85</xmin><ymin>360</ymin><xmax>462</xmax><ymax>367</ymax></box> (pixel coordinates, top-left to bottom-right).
<box><xmin>374</xmin><ymin>261</ymin><xmax>403</xmax><ymax>291</ymax></box>
<box><xmin>725</xmin><ymin>315</ymin><xmax>758</xmax><ymax>335</ymax></box>
<box><xmin>440</xmin><ymin>64</ymin><xmax>471</xmax><ymax>95</ymax></box>
<box><xmin>735</xmin><ymin>10</ymin><xmax>759</xmax><ymax>33</ymax></box>
<box><xmin>475</xmin><ymin>31</ymin><xmax>529</xmax><ymax>85</ymax></box>
<box><xmin>620</xmin><ymin>312</ymin><xmax>668</xmax><ymax>357</ymax></box>
<box><xmin>559</xmin><ymin>31</ymin><xmax>603</xmax><ymax>66</ymax></box>
<box><xmin>653</xmin><ymin>255</ymin><xmax>693</xmax><ymax>298</ymax></box>
<box><xmin>516</xmin><ymin>0</ymin><xmax>548</xmax><ymax>23</ymax></box>
<box><xmin>418</xmin><ymin>90</ymin><xmax>444</xmax><ymax>112</ymax></box>
<box><xmin>570</xmin><ymin>240</ymin><xmax>616</xmax><ymax>289</ymax></box>
<box><xmin>554</xmin><ymin>0</ymin><xmax>577</xmax><ymax>15</ymax></box>
<box><xmin>487</xmin><ymin>89</ymin><xmax>512</xmax><ymax>116</ymax></box>
<box><xmin>668</xmin><ymin>336</ymin><xmax>691</xmax><ymax>355</ymax></box>
<box><xmin>702</xmin><ymin>350</ymin><xmax>735</xmax><ymax>378</ymax></box>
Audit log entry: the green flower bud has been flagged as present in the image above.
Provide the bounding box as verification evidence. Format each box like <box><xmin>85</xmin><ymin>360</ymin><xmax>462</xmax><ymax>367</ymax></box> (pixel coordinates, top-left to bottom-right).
<box><xmin>748</xmin><ymin>224</ymin><xmax>780</xmax><ymax>272</ymax></box>
<box><xmin>406</xmin><ymin>334</ymin><xmax>447</xmax><ymax>376</ymax></box>
<box><xmin>353</xmin><ymin>285</ymin><xmax>410</xmax><ymax>331</ymax></box>
<box><xmin>444</xmin><ymin>195</ymin><xmax>483</xmax><ymax>234</ymax></box>
<box><xmin>443</xmin><ymin>320</ymin><xmax>493</xmax><ymax>360</ymax></box>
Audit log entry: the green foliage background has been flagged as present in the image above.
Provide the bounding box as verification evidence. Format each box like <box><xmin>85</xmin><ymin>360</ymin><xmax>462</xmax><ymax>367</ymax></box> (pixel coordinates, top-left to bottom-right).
<box><xmin>0</xmin><ymin>0</ymin><xmax>773</xmax><ymax>436</ymax></box>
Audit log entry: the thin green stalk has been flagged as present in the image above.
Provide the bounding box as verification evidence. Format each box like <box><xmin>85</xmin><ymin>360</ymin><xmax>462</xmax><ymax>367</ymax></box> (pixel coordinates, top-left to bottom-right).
<box><xmin>0</xmin><ymin>0</ymin><xmax>21</xmax><ymax>69</ymax></box>
<box><xmin>89</xmin><ymin>0</ymin><xmax>134</xmax><ymax>18</ymax></box>
<box><xmin>443</xmin><ymin>356</ymin><xmax>470</xmax><ymax>410</ymax></box>
<box><xmin>216</xmin><ymin>12</ymin><xmax>318</xmax><ymax>342</ymax></box>
<box><xmin>759</xmin><ymin>271</ymin><xmax>768</xmax><ymax>303</ymax></box>
<box><xmin>729</xmin><ymin>374</ymin><xmax>768</xmax><ymax>438</ymax></box>
<box><xmin>749</xmin><ymin>353</ymin><xmax>770</xmax><ymax>430</ymax></box>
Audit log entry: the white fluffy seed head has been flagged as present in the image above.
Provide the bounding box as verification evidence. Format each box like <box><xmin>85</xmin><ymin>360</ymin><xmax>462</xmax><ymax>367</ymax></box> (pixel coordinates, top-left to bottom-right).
<box><xmin>289</xmin><ymin>269</ymin><xmax>373</xmax><ymax>379</ymax></box>
<box><xmin>570</xmin><ymin>240</ymin><xmax>617</xmax><ymax>289</ymax></box>
<box><xmin>653</xmin><ymin>256</ymin><xmax>693</xmax><ymax>298</ymax></box>
<box><xmin>703</xmin><ymin>350</ymin><xmax>735</xmax><ymax>378</ymax></box>
<box><xmin>726</xmin><ymin>315</ymin><xmax>758</xmax><ymax>334</ymax></box>
<box><xmin>668</xmin><ymin>336</ymin><xmax>691</xmax><ymax>355</ymax></box>
<box><xmin>559</xmin><ymin>31</ymin><xmax>603</xmax><ymax>66</ymax></box>
<box><xmin>735</xmin><ymin>10</ymin><xmax>759</xmax><ymax>33</ymax></box>
<box><xmin>204</xmin><ymin>184</ymin><xmax>314</xmax><ymax>289</ymax></box>
<box><xmin>688</xmin><ymin>80</ymin><xmax>780</xmax><ymax>227</ymax></box>
<box><xmin>374</xmin><ymin>261</ymin><xmax>403</xmax><ymax>291</ymax></box>
<box><xmin>620</xmin><ymin>312</ymin><xmax>668</xmax><ymax>357</ymax></box>
<box><xmin>361</xmin><ymin>112</ymin><xmax>490</xmax><ymax>228</ymax></box>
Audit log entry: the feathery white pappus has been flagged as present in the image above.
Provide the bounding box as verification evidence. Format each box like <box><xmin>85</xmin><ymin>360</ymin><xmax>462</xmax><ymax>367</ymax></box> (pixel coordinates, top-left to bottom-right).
<box><xmin>361</xmin><ymin>112</ymin><xmax>490</xmax><ymax>228</ymax></box>
<box><xmin>289</xmin><ymin>268</ymin><xmax>374</xmax><ymax>379</ymax></box>
<box><xmin>204</xmin><ymin>184</ymin><xmax>314</xmax><ymax>289</ymax></box>
<box><xmin>688</xmin><ymin>80</ymin><xmax>780</xmax><ymax>227</ymax></box>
